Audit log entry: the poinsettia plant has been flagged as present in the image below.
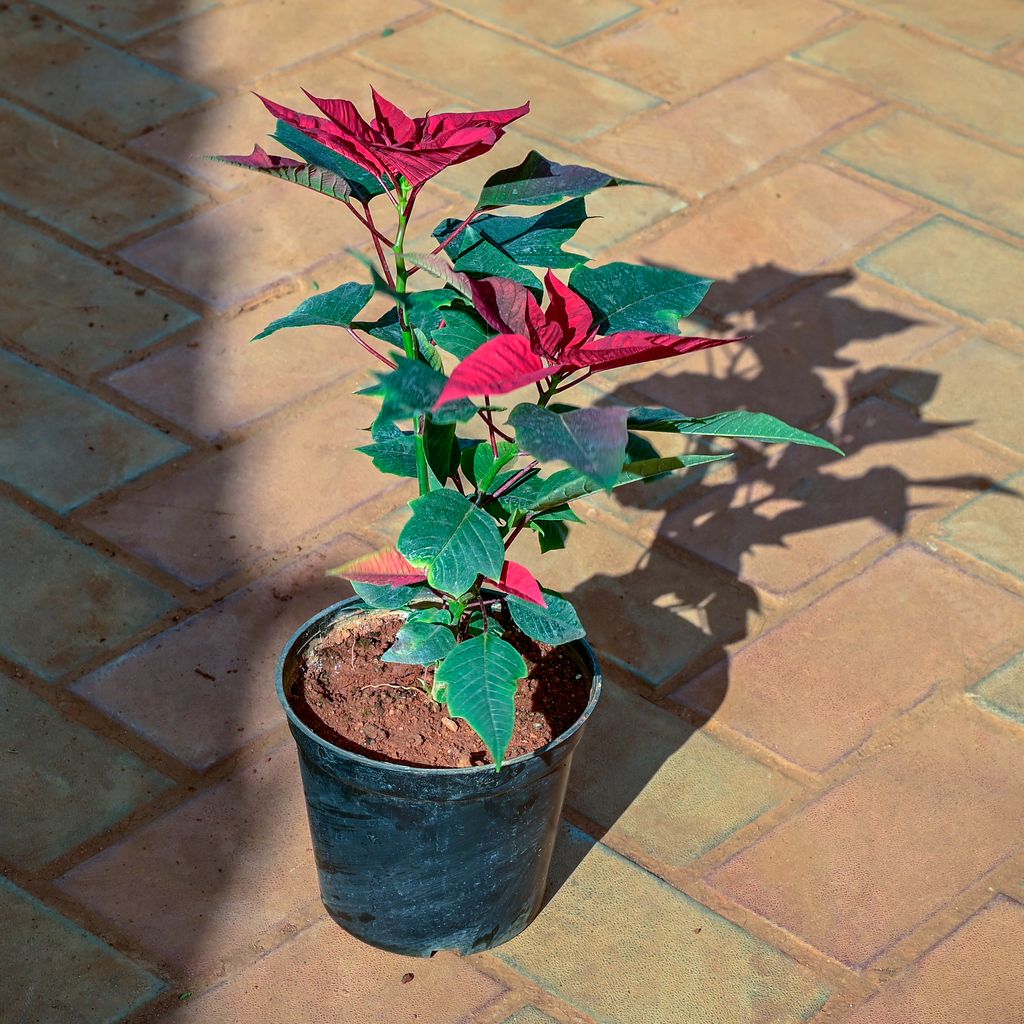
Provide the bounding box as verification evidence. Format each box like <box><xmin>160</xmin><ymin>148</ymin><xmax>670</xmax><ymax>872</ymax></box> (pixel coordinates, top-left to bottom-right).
<box><xmin>216</xmin><ymin>88</ymin><xmax>841</xmax><ymax>767</ymax></box>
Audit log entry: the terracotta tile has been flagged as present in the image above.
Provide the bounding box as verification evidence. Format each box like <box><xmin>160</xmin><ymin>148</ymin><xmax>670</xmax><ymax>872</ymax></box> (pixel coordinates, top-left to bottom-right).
<box><xmin>0</xmin><ymin>211</ymin><xmax>197</xmax><ymax>376</ymax></box>
<box><xmin>0</xmin><ymin>500</ymin><xmax>176</xmax><ymax>682</ymax></box>
<box><xmin>0</xmin><ymin>877</ymin><xmax>165</xmax><ymax>1023</ymax></box>
<box><xmin>970</xmin><ymin>651</ymin><xmax>1024</xmax><ymax>729</ymax></box>
<box><xmin>707</xmin><ymin>704</ymin><xmax>1024</xmax><ymax>967</ymax></box>
<box><xmin>843</xmin><ymin>896</ymin><xmax>1024</xmax><ymax>1023</ymax></box>
<box><xmin>135</xmin><ymin>0</ymin><xmax>425</xmax><ymax>90</ymax></box>
<box><xmin>356</xmin><ymin>13</ymin><xmax>659</xmax><ymax>142</ymax></box>
<box><xmin>57</xmin><ymin>743</ymin><xmax>320</xmax><ymax>973</ymax></box>
<box><xmin>34</xmin><ymin>0</ymin><xmax>214</xmax><ymax>42</ymax></box>
<box><xmin>942</xmin><ymin>469</ymin><xmax>1024</xmax><ymax>582</ymax></box>
<box><xmin>104</xmin><ymin>266</ymin><xmax>371</xmax><ymax>440</ymax></box>
<box><xmin>675</xmin><ymin>546</ymin><xmax>1024</xmax><ymax>771</ymax></box>
<box><xmin>829</xmin><ymin>111</ymin><xmax>1024</xmax><ymax>238</ymax></box>
<box><xmin>632</xmin><ymin>275</ymin><xmax>954</xmax><ymax>427</ymax></box>
<box><xmin>0</xmin><ymin>350</ymin><xmax>188</xmax><ymax>514</ymax></box>
<box><xmin>73</xmin><ymin>536</ymin><xmax>370</xmax><ymax>770</ymax></box>
<box><xmin>798</xmin><ymin>21</ymin><xmax>1024</xmax><ymax>147</ymax></box>
<box><xmin>568</xmin><ymin>680</ymin><xmax>798</xmax><ymax>866</ymax></box>
<box><xmin>637</xmin><ymin>164</ymin><xmax>915</xmax><ymax>313</ymax></box>
<box><xmin>571</xmin><ymin>0</ymin><xmax>844</xmax><ymax>101</ymax></box>
<box><xmin>440</xmin><ymin>0</ymin><xmax>639</xmax><ymax>47</ymax></box>
<box><xmin>889</xmin><ymin>336</ymin><xmax>1024</xmax><ymax>450</ymax></box>
<box><xmin>0</xmin><ymin>4</ymin><xmax>211</xmax><ymax>145</ymax></box>
<box><xmin>162</xmin><ymin>916</ymin><xmax>505</xmax><ymax>1023</ymax></box>
<box><xmin>660</xmin><ymin>399</ymin><xmax>1018</xmax><ymax>595</ymax></box>
<box><xmin>586</xmin><ymin>62</ymin><xmax>874</xmax><ymax>198</ymax></box>
<box><xmin>0</xmin><ymin>674</ymin><xmax>172</xmax><ymax>868</ymax></box>
<box><xmin>852</xmin><ymin>0</ymin><xmax>1024</xmax><ymax>52</ymax></box>
<box><xmin>81</xmin><ymin>378</ymin><xmax>398</xmax><ymax>587</ymax></box>
<box><xmin>499</xmin><ymin>826</ymin><xmax>829</xmax><ymax>1024</ymax></box>
<box><xmin>0</xmin><ymin>100</ymin><xmax>205</xmax><ymax>248</ymax></box>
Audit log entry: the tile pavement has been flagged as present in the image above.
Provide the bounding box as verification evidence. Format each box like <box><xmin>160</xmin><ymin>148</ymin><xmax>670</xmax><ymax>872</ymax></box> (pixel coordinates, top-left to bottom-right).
<box><xmin>2</xmin><ymin>1</ymin><xmax>1024</xmax><ymax>1021</ymax></box>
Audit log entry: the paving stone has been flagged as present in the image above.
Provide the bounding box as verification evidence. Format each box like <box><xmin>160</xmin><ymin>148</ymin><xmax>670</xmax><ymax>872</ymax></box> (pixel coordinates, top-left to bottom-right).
<box><xmin>586</xmin><ymin>62</ymin><xmax>875</xmax><ymax>198</ymax></box>
<box><xmin>119</xmin><ymin>185</ymin><xmax>373</xmax><ymax>311</ymax></box>
<box><xmin>0</xmin><ymin>349</ymin><xmax>188</xmax><ymax>514</ymax></box>
<box><xmin>130</xmin><ymin>58</ymin><xmax>449</xmax><ymax>191</ymax></box>
<box><xmin>499</xmin><ymin>826</ymin><xmax>829</xmax><ymax>1024</ymax></box>
<box><xmin>707</xmin><ymin>704</ymin><xmax>1024</xmax><ymax>967</ymax></box>
<box><xmin>570</xmin><ymin>0</ymin><xmax>843</xmax><ymax>101</ymax></box>
<box><xmin>798</xmin><ymin>21</ymin><xmax>1024</xmax><ymax>147</ymax></box>
<box><xmin>0</xmin><ymin>101</ymin><xmax>206</xmax><ymax>248</ymax></box>
<box><xmin>970</xmin><ymin>651</ymin><xmax>1024</xmax><ymax>728</ymax></box>
<box><xmin>135</xmin><ymin>0</ymin><xmax>424</xmax><ymax>90</ymax></box>
<box><xmin>841</xmin><ymin>896</ymin><xmax>1024</xmax><ymax>1023</ymax></box>
<box><xmin>660</xmin><ymin>398</ymin><xmax>1017</xmax><ymax>595</ymax></box>
<box><xmin>73</xmin><ymin>535</ymin><xmax>369</xmax><ymax>771</ymax></box>
<box><xmin>162</xmin><ymin>916</ymin><xmax>505</xmax><ymax>1023</ymax></box>
<box><xmin>34</xmin><ymin>0</ymin><xmax>214</xmax><ymax>42</ymax></box>
<box><xmin>0</xmin><ymin>673</ymin><xmax>172</xmax><ymax>867</ymax></box>
<box><xmin>104</xmin><ymin>268</ymin><xmax>371</xmax><ymax>439</ymax></box>
<box><xmin>889</xmin><ymin>336</ymin><xmax>1024</xmax><ymax>451</ymax></box>
<box><xmin>0</xmin><ymin>4</ymin><xmax>212</xmax><ymax>144</ymax></box>
<box><xmin>942</xmin><ymin>469</ymin><xmax>1024</xmax><ymax>582</ymax></box>
<box><xmin>852</xmin><ymin>0</ymin><xmax>1024</xmax><ymax>52</ymax></box>
<box><xmin>0</xmin><ymin>877</ymin><xmax>166</xmax><ymax>1023</ymax></box>
<box><xmin>0</xmin><ymin>500</ymin><xmax>176</xmax><ymax>682</ymax></box>
<box><xmin>829</xmin><ymin>111</ymin><xmax>1024</xmax><ymax>238</ymax></box>
<box><xmin>0</xmin><ymin>211</ymin><xmax>198</xmax><ymax>375</ymax></box>
<box><xmin>81</xmin><ymin>378</ymin><xmax>396</xmax><ymax>588</ymax></box>
<box><xmin>514</xmin><ymin>519</ymin><xmax>754</xmax><ymax>686</ymax></box>
<box><xmin>633</xmin><ymin>271</ymin><xmax>953</xmax><ymax>428</ymax></box>
<box><xmin>357</xmin><ymin>13</ymin><xmax>659</xmax><ymax>143</ymax></box>
<box><xmin>57</xmin><ymin>743</ymin><xmax>320</xmax><ymax>973</ymax></box>
<box><xmin>863</xmin><ymin>218</ymin><xmax>1024</xmax><ymax>329</ymax></box>
<box><xmin>637</xmin><ymin>164</ymin><xmax>914</xmax><ymax>313</ymax></box>
<box><xmin>568</xmin><ymin>679</ymin><xmax>798</xmax><ymax>867</ymax></box>
<box><xmin>441</xmin><ymin>0</ymin><xmax>638</xmax><ymax>47</ymax></box>
<box><xmin>502</xmin><ymin>1008</ymin><xmax>558</xmax><ymax>1024</ymax></box>
<box><xmin>675</xmin><ymin>545</ymin><xmax>1024</xmax><ymax>771</ymax></box>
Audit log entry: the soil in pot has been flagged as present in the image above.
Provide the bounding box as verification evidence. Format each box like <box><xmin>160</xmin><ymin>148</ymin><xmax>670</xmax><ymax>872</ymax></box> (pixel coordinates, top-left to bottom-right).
<box><xmin>290</xmin><ymin>611</ymin><xmax>590</xmax><ymax>769</ymax></box>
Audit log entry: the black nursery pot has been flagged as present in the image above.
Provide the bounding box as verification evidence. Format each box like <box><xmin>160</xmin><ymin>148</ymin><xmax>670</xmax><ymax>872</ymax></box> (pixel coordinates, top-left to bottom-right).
<box><xmin>276</xmin><ymin>596</ymin><xmax>602</xmax><ymax>957</ymax></box>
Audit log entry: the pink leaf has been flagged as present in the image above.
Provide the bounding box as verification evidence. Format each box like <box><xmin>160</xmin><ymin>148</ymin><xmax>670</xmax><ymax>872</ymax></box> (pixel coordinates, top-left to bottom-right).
<box><xmin>212</xmin><ymin>144</ymin><xmax>304</xmax><ymax>170</ymax></box>
<box><xmin>488</xmin><ymin>561</ymin><xmax>547</xmax><ymax>607</ymax></box>
<box><xmin>568</xmin><ymin>332</ymin><xmax>745</xmax><ymax>372</ymax></box>
<box><xmin>468</xmin><ymin>276</ymin><xmax>538</xmax><ymax>335</ymax></box>
<box><xmin>542</xmin><ymin>271</ymin><xmax>596</xmax><ymax>355</ymax></box>
<box><xmin>329</xmin><ymin>548</ymin><xmax>427</xmax><ymax>586</ymax></box>
<box><xmin>434</xmin><ymin>334</ymin><xmax>559</xmax><ymax>406</ymax></box>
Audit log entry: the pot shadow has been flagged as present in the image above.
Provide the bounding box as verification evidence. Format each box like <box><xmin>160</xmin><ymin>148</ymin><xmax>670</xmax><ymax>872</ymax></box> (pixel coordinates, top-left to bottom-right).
<box><xmin>542</xmin><ymin>263</ymin><xmax>1012</xmax><ymax>901</ymax></box>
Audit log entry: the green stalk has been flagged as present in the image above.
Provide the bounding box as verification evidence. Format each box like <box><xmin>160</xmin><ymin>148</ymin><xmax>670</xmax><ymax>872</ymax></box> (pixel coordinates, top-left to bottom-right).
<box><xmin>392</xmin><ymin>177</ymin><xmax>430</xmax><ymax>496</ymax></box>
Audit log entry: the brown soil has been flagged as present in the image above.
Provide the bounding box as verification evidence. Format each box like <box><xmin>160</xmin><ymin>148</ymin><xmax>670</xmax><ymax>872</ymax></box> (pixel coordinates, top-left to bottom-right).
<box><xmin>289</xmin><ymin>611</ymin><xmax>590</xmax><ymax>768</ymax></box>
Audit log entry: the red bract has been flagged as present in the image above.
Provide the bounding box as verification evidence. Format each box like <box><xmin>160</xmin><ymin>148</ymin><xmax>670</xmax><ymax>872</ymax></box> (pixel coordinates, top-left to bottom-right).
<box><xmin>257</xmin><ymin>87</ymin><xmax>529</xmax><ymax>188</ymax></box>
<box><xmin>487</xmin><ymin>561</ymin><xmax>547</xmax><ymax>607</ymax></box>
<box><xmin>331</xmin><ymin>548</ymin><xmax>427</xmax><ymax>587</ymax></box>
<box><xmin>436</xmin><ymin>272</ymin><xmax>741</xmax><ymax>406</ymax></box>
<box><xmin>216</xmin><ymin>144</ymin><xmax>305</xmax><ymax>170</ymax></box>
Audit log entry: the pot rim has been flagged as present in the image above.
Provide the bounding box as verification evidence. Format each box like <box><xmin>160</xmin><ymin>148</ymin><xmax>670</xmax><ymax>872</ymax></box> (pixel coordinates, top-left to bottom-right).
<box><xmin>275</xmin><ymin>594</ymin><xmax>603</xmax><ymax>778</ymax></box>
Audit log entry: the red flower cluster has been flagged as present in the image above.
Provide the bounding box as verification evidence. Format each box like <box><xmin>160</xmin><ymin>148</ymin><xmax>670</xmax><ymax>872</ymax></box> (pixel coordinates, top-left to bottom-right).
<box><xmin>436</xmin><ymin>273</ymin><xmax>739</xmax><ymax>406</ymax></box>
<box><xmin>257</xmin><ymin>87</ymin><xmax>529</xmax><ymax>188</ymax></box>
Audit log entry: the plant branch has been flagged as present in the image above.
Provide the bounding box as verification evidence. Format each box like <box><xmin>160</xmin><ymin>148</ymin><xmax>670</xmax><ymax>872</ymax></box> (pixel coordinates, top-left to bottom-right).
<box><xmin>346</xmin><ymin>328</ymin><xmax>398</xmax><ymax>369</ymax></box>
<box><xmin>490</xmin><ymin>460</ymin><xmax>539</xmax><ymax>501</ymax></box>
<box><xmin>483</xmin><ymin>394</ymin><xmax>499</xmax><ymax>457</ymax></box>
<box><xmin>361</xmin><ymin>202</ymin><xmax>396</xmax><ymax>289</ymax></box>
<box><xmin>432</xmin><ymin>209</ymin><xmax>480</xmax><ymax>256</ymax></box>
<box><xmin>551</xmin><ymin>368</ymin><xmax>593</xmax><ymax>393</ymax></box>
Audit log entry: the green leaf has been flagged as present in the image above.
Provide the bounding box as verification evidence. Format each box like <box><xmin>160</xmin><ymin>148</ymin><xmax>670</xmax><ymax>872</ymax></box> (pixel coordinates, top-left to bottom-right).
<box><xmin>403</xmin><ymin>252</ymin><xmax>473</xmax><ymax>297</ymax></box>
<box><xmin>626</xmin><ymin>408</ymin><xmax>844</xmax><ymax>454</ymax></box>
<box><xmin>507</xmin><ymin>590</ymin><xmax>586</xmax><ymax>645</ymax></box>
<box><xmin>477</xmin><ymin>150</ymin><xmax>640</xmax><ymax>210</ymax></box>
<box><xmin>398</xmin><ymin>489</ymin><xmax>505</xmax><ymax>596</ymax></box>
<box><xmin>464</xmin><ymin>610</ymin><xmax>505</xmax><ymax>639</ymax></box>
<box><xmin>432</xmin><ymin>307</ymin><xmax>493</xmax><ymax>360</ymax></box>
<box><xmin>509</xmin><ymin>404</ymin><xmax>628</xmax><ymax>489</ymax></box>
<box><xmin>435</xmin><ymin>198</ymin><xmax>589</xmax><ymax>271</ymax></box>
<box><xmin>355</xmin><ymin>415</ymin><xmax>418</xmax><ymax>478</ymax></box>
<box><xmin>569</xmin><ymin>263</ymin><xmax>712</xmax><ymax>333</ymax></box>
<box><xmin>377</xmin><ymin>358</ymin><xmax>476</xmax><ymax>423</ymax></box>
<box><xmin>382</xmin><ymin>611</ymin><xmax>456</xmax><ymax>665</ymax></box>
<box><xmin>272</xmin><ymin>120</ymin><xmax>388</xmax><ymax>202</ymax></box>
<box><xmin>252</xmin><ymin>282</ymin><xmax>374</xmax><ymax>340</ymax></box>
<box><xmin>351</xmin><ymin>581</ymin><xmax>425</xmax><ymax>610</ymax></box>
<box><xmin>530</xmin><ymin>517</ymin><xmax>569</xmax><ymax>553</ymax></box>
<box><xmin>447</xmin><ymin>235</ymin><xmax>543</xmax><ymax>292</ymax></box>
<box><xmin>473</xmin><ymin>441</ymin><xmax>519</xmax><ymax>494</ymax></box>
<box><xmin>437</xmin><ymin>633</ymin><xmax>527</xmax><ymax>768</ymax></box>
<box><xmin>424</xmin><ymin>419</ymin><xmax>457</xmax><ymax>485</ymax></box>
<box><xmin>208</xmin><ymin>153</ymin><xmax>352</xmax><ymax>201</ymax></box>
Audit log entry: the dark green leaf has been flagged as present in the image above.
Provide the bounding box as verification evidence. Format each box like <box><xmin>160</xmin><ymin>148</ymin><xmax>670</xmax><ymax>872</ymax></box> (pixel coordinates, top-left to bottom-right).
<box><xmin>477</xmin><ymin>150</ymin><xmax>640</xmax><ymax>210</ymax></box>
<box><xmin>437</xmin><ymin>633</ymin><xmax>527</xmax><ymax>768</ymax></box>
<box><xmin>382</xmin><ymin>611</ymin><xmax>456</xmax><ymax>665</ymax></box>
<box><xmin>272</xmin><ymin>120</ymin><xmax>388</xmax><ymax>202</ymax></box>
<box><xmin>506</xmin><ymin>590</ymin><xmax>586</xmax><ymax>645</ymax></box>
<box><xmin>473</xmin><ymin>441</ymin><xmax>518</xmax><ymax>494</ymax></box>
<box><xmin>252</xmin><ymin>282</ymin><xmax>374</xmax><ymax>340</ymax></box>
<box><xmin>377</xmin><ymin>358</ymin><xmax>476</xmax><ymax>423</ymax></box>
<box><xmin>530</xmin><ymin>517</ymin><xmax>569</xmax><ymax>553</ymax></box>
<box><xmin>351</xmin><ymin>581</ymin><xmax>425</xmax><ymax>610</ymax></box>
<box><xmin>569</xmin><ymin>263</ymin><xmax>712</xmax><ymax>333</ymax></box>
<box><xmin>424</xmin><ymin>419</ymin><xmax>457</xmax><ymax>485</ymax></box>
<box><xmin>208</xmin><ymin>153</ymin><xmax>351</xmax><ymax>201</ymax></box>
<box><xmin>397</xmin><ymin>489</ymin><xmax>505</xmax><ymax>596</ymax></box>
<box><xmin>432</xmin><ymin>307</ymin><xmax>493</xmax><ymax>360</ymax></box>
<box><xmin>447</xmin><ymin>236</ymin><xmax>542</xmax><ymax>292</ymax></box>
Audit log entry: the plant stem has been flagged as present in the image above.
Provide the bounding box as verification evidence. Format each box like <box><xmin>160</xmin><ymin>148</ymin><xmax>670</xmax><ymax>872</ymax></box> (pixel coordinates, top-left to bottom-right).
<box><xmin>490</xmin><ymin>460</ymin><xmax>539</xmax><ymax>501</ymax></box>
<box><xmin>361</xmin><ymin>202</ymin><xmax>395</xmax><ymax>289</ymax></box>
<box><xmin>536</xmin><ymin>373</ymin><xmax>565</xmax><ymax>407</ymax></box>
<box><xmin>345</xmin><ymin>328</ymin><xmax>398</xmax><ymax>369</ymax></box>
<box><xmin>483</xmin><ymin>394</ymin><xmax>499</xmax><ymax>457</ymax></box>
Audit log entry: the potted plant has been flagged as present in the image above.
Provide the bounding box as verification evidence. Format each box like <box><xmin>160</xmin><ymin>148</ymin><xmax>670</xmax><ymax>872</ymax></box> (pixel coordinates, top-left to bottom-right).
<box><xmin>214</xmin><ymin>88</ymin><xmax>841</xmax><ymax>957</ymax></box>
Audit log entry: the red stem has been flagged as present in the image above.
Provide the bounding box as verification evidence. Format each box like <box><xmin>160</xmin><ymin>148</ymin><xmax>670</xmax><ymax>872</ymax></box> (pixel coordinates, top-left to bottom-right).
<box><xmin>431</xmin><ymin>209</ymin><xmax>479</xmax><ymax>255</ymax></box>
<box><xmin>362</xmin><ymin>202</ymin><xmax>396</xmax><ymax>288</ymax></box>
<box><xmin>483</xmin><ymin>394</ymin><xmax>499</xmax><ymax>457</ymax></box>
<box><xmin>346</xmin><ymin>328</ymin><xmax>398</xmax><ymax>369</ymax></box>
<box><xmin>490</xmin><ymin>461</ymin><xmax>539</xmax><ymax>501</ymax></box>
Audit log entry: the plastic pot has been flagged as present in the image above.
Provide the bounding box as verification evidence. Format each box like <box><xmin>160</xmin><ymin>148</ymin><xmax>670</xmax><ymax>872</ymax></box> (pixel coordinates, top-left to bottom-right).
<box><xmin>276</xmin><ymin>595</ymin><xmax>602</xmax><ymax>957</ymax></box>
